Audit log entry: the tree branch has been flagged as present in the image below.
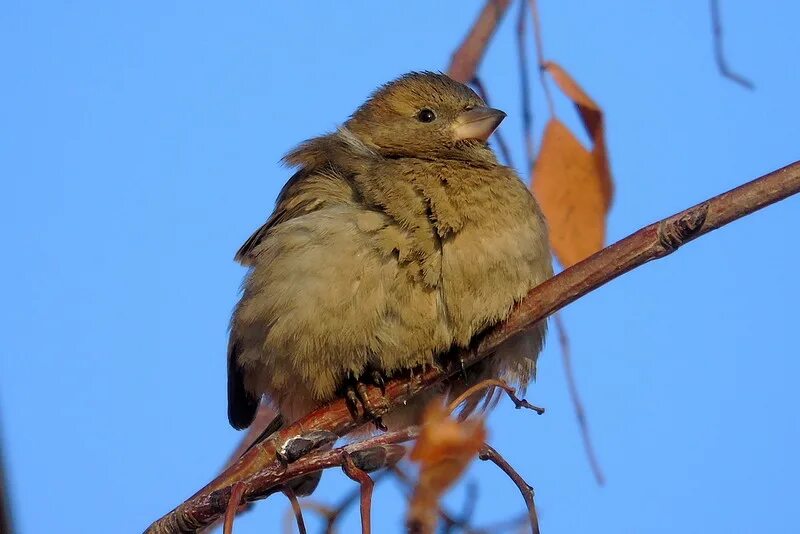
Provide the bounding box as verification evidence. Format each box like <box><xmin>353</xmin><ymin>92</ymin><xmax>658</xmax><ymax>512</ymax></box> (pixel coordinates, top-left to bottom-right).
<box><xmin>144</xmin><ymin>160</ymin><xmax>800</xmax><ymax>534</ymax></box>
<box><xmin>279</xmin><ymin>486</ymin><xmax>306</xmax><ymax>534</ymax></box>
<box><xmin>478</xmin><ymin>444</ymin><xmax>539</xmax><ymax>534</ymax></box>
<box><xmin>294</xmin><ymin>471</ymin><xmax>392</xmax><ymax>534</ymax></box>
<box><xmin>447</xmin><ymin>378</ymin><xmax>544</xmax><ymax>416</ymax></box>
<box><xmin>341</xmin><ymin>455</ymin><xmax>374</xmax><ymax>534</ymax></box>
<box><xmin>447</xmin><ymin>0</ymin><xmax>512</xmax><ymax>84</ymax></box>
<box><xmin>222</xmin><ymin>482</ymin><xmax>245</xmax><ymax>534</ymax></box>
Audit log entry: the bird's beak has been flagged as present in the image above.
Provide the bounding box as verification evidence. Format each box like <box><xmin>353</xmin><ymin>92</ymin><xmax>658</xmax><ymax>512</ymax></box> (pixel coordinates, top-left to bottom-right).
<box><xmin>452</xmin><ymin>106</ymin><xmax>507</xmax><ymax>142</ymax></box>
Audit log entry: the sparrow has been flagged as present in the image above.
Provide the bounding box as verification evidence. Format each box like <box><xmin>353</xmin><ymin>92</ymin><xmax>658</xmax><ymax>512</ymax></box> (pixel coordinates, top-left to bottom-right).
<box><xmin>228</xmin><ymin>71</ymin><xmax>552</xmax><ymax>435</ymax></box>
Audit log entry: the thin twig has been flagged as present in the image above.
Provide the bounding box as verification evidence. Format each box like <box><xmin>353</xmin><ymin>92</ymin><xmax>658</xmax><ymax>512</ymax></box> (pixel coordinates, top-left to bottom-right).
<box><xmin>710</xmin><ymin>0</ymin><xmax>754</xmax><ymax>90</ymax></box>
<box><xmin>528</xmin><ymin>0</ymin><xmax>555</xmax><ymax>115</ymax></box>
<box><xmin>472</xmin><ymin>513</ymin><xmax>531</xmax><ymax>534</ymax></box>
<box><xmin>396</xmin><ymin>462</ymin><xmax>529</xmax><ymax>534</ymax></box>
<box><xmin>447</xmin><ymin>378</ymin><xmax>544</xmax><ymax>415</ymax></box>
<box><xmin>457</xmin><ymin>481</ymin><xmax>479</xmax><ymax>529</ymax></box>
<box><xmin>448</xmin><ymin>0</ymin><xmax>513</xmax><ymax>83</ymax></box>
<box><xmin>283</xmin><ymin>503</ymin><xmax>333</xmax><ymax>534</ymax></box>
<box><xmin>445</xmin><ymin>0</ymin><xmax>515</xmax><ymax>168</ymax></box>
<box><xmin>145</xmin><ymin>161</ymin><xmax>800</xmax><ymax>534</ymax></box>
<box><xmin>222</xmin><ymin>482</ymin><xmax>246</xmax><ymax>534</ymax></box>
<box><xmin>0</xmin><ymin>423</ymin><xmax>13</xmax><ymax>534</ymax></box>
<box><xmin>391</xmin><ymin>465</ymin><xmax>476</xmax><ymax>533</ymax></box>
<box><xmin>554</xmin><ymin>313</ymin><xmax>605</xmax><ymax>485</ymax></box>
<box><xmin>516</xmin><ymin>0</ymin><xmax>536</xmax><ymax>172</ymax></box>
<box><xmin>341</xmin><ymin>455</ymin><xmax>375</xmax><ymax>534</ymax></box>
<box><xmin>470</xmin><ymin>77</ymin><xmax>515</xmax><ymax>168</ymax></box>
<box><xmin>478</xmin><ymin>444</ymin><xmax>539</xmax><ymax>534</ymax></box>
<box><xmin>280</xmin><ymin>486</ymin><xmax>307</xmax><ymax>534</ymax></box>
<box><xmin>300</xmin><ymin>471</ymin><xmax>391</xmax><ymax>534</ymax></box>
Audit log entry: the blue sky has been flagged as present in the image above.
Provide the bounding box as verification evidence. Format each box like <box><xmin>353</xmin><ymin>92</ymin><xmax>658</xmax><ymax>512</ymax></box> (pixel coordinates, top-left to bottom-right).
<box><xmin>2</xmin><ymin>1</ymin><xmax>798</xmax><ymax>533</ymax></box>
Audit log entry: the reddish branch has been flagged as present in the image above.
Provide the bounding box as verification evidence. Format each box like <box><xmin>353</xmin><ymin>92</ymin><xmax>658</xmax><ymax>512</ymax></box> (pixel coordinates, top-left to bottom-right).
<box><xmin>280</xmin><ymin>487</ymin><xmax>307</xmax><ymax>534</ymax></box>
<box><xmin>222</xmin><ymin>483</ymin><xmax>244</xmax><ymax>534</ymax></box>
<box><xmin>341</xmin><ymin>455</ymin><xmax>374</xmax><ymax>534</ymax></box>
<box><xmin>443</xmin><ymin>0</ymin><xmax>515</xmax><ymax>168</ymax></box>
<box><xmin>447</xmin><ymin>378</ymin><xmax>544</xmax><ymax>415</ymax></box>
<box><xmin>144</xmin><ymin>161</ymin><xmax>800</xmax><ymax>534</ymax></box>
<box><xmin>295</xmin><ymin>471</ymin><xmax>392</xmax><ymax>534</ymax></box>
<box><xmin>447</xmin><ymin>0</ymin><xmax>512</xmax><ymax>84</ymax></box>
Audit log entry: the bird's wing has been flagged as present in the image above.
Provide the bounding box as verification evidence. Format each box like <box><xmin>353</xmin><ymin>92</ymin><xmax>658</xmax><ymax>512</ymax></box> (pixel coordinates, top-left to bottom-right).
<box><xmin>234</xmin><ymin>168</ymin><xmax>356</xmax><ymax>266</ymax></box>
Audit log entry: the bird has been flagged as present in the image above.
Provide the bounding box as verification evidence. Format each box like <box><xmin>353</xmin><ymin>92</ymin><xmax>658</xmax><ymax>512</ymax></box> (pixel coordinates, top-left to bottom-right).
<box><xmin>227</xmin><ymin>71</ymin><xmax>552</xmax><ymax>437</ymax></box>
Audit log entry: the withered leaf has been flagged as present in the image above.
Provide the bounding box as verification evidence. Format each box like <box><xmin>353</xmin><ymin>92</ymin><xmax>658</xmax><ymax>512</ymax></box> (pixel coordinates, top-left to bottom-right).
<box><xmin>543</xmin><ymin>60</ymin><xmax>613</xmax><ymax>211</ymax></box>
<box><xmin>532</xmin><ymin>61</ymin><xmax>613</xmax><ymax>267</ymax></box>
<box><xmin>533</xmin><ymin>119</ymin><xmax>607</xmax><ymax>268</ymax></box>
<box><xmin>407</xmin><ymin>401</ymin><xmax>486</xmax><ymax>533</ymax></box>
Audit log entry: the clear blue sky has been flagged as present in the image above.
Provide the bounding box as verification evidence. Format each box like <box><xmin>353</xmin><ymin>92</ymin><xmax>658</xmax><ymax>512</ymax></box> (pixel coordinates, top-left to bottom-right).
<box><xmin>2</xmin><ymin>2</ymin><xmax>798</xmax><ymax>533</ymax></box>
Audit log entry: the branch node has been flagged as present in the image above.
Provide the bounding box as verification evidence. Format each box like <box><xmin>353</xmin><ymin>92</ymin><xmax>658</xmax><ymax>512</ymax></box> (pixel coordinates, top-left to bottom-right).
<box><xmin>658</xmin><ymin>203</ymin><xmax>709</xmax><ymax>251</ymax></box>
<box><xmin>279</xmin><ymin>430</ymin><xmax>339</xmax><ymax>464</ymax></box>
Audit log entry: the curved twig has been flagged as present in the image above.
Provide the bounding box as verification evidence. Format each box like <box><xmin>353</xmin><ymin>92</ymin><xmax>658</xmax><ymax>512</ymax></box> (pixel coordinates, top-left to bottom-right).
<box><xmin>447</xmin><ymin>378</ymin><xmax>544</xmax><ymax>415</ymax></box>
<box><xmin>478</xmin><ymin>444</ymin><xmax>539</xmax><ymax>534</ymax></box>
<box><xmin>554</xmin><ymin>313</ymin><xmax>604</xmax><ymax>485</ymax></box>
<box><xmin>298</xmin><ymin>471</ymin><xmax>392</xmax><ymax>534</ymax></box>
<box><xmin>280</xmin><ymin>486</ymin><xmax>307</xmax><ymax>534</ymax></box>
<box><xmin>342</xmin><ymin>455</ymin><xmax>374</xmax><ymax>534</ymax></box>
<box><xmin>710</xmin><ymin>0</ymin><xmax>754</xmax><ymax>89</ymax></box>
<box><xmin>222</xmin><ymin>482</ymin><xmax>245</xmax><ymax>534</ymax></box>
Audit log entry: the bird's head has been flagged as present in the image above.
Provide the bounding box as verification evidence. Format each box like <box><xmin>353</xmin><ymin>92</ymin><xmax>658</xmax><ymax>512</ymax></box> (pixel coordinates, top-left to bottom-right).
<box><xmin>345</xmin><ymin>71</ymin><xmax>506</xmax><ymax>162</ymax></box>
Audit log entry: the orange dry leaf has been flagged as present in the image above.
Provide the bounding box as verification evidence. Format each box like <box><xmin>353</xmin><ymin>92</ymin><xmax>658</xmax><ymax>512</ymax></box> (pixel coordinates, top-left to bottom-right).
<box><xmin>543</xmin><ymin>61</ymin><xmax>613</xmax><ymax>210</ymax></box>
<box><xmin>407</xmin><ymin>401</ymin><xmax>486</xmax><ymax>533</ymax></box>
<box><xmin>532</xmin><ymin>61</ymin><xmax>613</xmax><ymax>267</ymax></box>
<box><xmin>533</xmin><ymin>119</ymin><xmax>607</xmax><ymax>268</ymax></box>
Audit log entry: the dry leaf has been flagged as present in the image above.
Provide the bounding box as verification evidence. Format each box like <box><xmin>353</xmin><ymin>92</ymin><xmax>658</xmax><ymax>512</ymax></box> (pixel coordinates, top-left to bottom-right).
<box><xmin>532</xmin><ymin>61</ymin><xmax>613</xmax><ymax>267</ymax></box>
<box><xmin>533</xmin><ymin>119</ymin><xmax>607</xmax><ymax>267</ymax></box>
<box><xmin>543</xmin><ymin>60</ymin><xmax>613</xmax><ymax>210</ymax></box>
<box><xmin>407</xmin><ymin>401</ymin><xmax>486</xmax><ymax>534</ymax></box>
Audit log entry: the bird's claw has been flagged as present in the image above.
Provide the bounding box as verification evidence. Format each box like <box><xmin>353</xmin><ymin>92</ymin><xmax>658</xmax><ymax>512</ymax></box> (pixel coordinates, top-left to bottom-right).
<box><xmin>343</xmin><ymin>370</ymin><xmax>390</xmax><ymax>431</ymax></box>
<box><xmin>370</xmin><ymin>369</ymin><xmax>386</xmax><ymax>394</ymax></box>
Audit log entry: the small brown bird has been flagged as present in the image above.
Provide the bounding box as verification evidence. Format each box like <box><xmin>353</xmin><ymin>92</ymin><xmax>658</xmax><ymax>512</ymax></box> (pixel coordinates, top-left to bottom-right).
<box><xmin>228</xmin><ymin>71</ymin><xmax>552</xmax><ymax>434</ymax></box>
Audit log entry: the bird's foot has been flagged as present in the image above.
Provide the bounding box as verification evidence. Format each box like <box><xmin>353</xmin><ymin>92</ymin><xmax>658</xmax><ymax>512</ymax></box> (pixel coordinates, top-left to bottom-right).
<box><xmin>440</xmin><ymin>344</ymin><xmax>476</xmax><ymax>384</ymax></box>
<box><xmin>342</xmin><ymin>369</ymin><xmax>391</xmax><ymax>431</ymax></box>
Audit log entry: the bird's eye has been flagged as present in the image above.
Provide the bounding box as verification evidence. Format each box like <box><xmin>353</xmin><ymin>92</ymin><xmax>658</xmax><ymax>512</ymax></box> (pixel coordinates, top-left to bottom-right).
<box><xmin>417</xmin><ymin>108</ymin><xmax>436</xmax><ymax>123</ymax></box>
